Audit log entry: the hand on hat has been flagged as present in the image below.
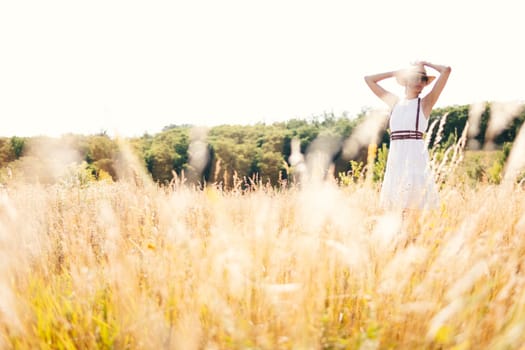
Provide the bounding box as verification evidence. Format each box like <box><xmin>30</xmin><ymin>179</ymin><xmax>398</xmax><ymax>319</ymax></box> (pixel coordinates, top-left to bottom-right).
<box><xmin>413</xmin><ymin>61</ymin><xmax>451</xmax><ymax>74</ymax></box>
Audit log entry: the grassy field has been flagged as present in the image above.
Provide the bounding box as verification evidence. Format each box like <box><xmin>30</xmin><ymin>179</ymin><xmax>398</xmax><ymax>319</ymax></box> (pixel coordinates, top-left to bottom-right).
<box><xmin>1</xmin><ymin>161</ymin><xmax>525</xmax><ymax>349</ymax></box>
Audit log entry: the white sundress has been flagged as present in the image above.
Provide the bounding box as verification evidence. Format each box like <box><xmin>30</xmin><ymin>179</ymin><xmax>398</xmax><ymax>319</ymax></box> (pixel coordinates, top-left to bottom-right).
<box><xmin>379</xmin><ymin>98</ymin><xmax>439</xmax><ymax>210</ymax></box>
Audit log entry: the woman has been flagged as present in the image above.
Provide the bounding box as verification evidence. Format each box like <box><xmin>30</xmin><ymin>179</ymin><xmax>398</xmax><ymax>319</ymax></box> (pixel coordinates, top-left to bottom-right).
<box><xmin>364</xmin><ymin>61</ymin><xmax>451</xmax><ymax>211</ymax></box>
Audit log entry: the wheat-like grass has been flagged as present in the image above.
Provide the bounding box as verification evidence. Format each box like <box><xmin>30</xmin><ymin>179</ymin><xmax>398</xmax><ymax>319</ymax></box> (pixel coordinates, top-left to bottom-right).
<box><xmin>0</xmin><ymin>172</ymin><xmax>524</xmax><ymax>349</ymax></box>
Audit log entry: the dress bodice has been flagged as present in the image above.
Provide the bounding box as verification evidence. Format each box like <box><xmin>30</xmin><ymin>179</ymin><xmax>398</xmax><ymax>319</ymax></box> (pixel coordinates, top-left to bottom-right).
<box><xmin>389</xmin><ymin>98</ymin><xmax>428</xmax><ymax>132</ymax></box>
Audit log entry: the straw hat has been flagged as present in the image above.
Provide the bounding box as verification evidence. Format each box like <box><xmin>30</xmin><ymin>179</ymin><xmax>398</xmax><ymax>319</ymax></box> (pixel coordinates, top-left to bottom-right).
<box><xmin>395</xmin><ymin>64</ymin><xmax>436</xmax><ymax>86</ymax></box>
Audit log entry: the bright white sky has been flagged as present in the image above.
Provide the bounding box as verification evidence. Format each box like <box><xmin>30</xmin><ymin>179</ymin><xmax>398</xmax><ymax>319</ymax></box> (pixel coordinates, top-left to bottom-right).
<box><xmin>0</xmin><ymin>0</ymin><xmax>523</xmax><ymax>137</ymax></box>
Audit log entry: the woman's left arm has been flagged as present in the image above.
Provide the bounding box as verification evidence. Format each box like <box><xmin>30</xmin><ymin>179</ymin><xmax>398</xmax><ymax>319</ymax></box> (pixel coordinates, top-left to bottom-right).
<box><xmin>420</xmin><ymin>61</ymin><xmax>452</xmax><ymax>116</ymax></box>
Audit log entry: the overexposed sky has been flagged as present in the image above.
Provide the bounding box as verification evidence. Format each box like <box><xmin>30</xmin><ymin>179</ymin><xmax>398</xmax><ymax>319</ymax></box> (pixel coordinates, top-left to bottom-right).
<box><xmin>1</xmin><ymin>0</ymin><xmax>523</xmax><ymax>137</ymax></box>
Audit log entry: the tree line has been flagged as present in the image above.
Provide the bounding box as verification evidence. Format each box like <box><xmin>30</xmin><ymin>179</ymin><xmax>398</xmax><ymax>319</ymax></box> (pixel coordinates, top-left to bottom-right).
<box><xmin>1</xmin><ymin>102</ymin><xmax>523</xmax><ymax>186</ymax></box>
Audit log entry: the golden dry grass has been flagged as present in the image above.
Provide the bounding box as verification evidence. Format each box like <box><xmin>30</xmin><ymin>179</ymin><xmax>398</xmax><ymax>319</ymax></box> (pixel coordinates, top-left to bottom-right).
<box><xmin>1</xmin><ymin>175</ymin><xmax>524</xmax><ymax>349</ymax></box>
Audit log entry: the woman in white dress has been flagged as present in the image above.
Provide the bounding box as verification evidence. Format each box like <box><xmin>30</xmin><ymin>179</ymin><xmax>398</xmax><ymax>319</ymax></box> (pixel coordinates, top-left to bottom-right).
<box><xmin>364</xmin><ymin>61</ymin><xmax>451</xmax><ymax>211</ymax></box>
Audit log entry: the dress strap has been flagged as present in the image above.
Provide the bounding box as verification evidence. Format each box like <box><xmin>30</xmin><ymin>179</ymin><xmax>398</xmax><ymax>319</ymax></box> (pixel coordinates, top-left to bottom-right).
<box><xmin>415</xmin><ymin>98</ymin><xmax>421</xmax><ymax>132</ymax></box>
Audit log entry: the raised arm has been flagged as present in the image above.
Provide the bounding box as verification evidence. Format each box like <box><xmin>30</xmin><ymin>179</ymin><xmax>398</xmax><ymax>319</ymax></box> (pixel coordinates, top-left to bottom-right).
<box><xmin>364</xmin><ymin>71</ymin><xmax>399</xmax><ymax>108</ymax></box>
<box><xmin>420</xmin><ymin>61</ymin><xmax>452</xmax><ymax>116</ymax></box>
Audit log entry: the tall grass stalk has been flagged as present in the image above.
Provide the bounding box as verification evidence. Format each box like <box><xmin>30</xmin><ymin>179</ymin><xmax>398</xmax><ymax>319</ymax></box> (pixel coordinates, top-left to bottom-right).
<box><xmin>1</xmin><ymin>168</ymin><xmax>525</xmax><ymax>349</ymax></box>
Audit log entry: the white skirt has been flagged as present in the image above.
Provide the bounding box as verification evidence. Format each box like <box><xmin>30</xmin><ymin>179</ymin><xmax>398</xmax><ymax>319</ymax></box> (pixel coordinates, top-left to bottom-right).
<box><xmin>380</xmin><ymin>139</ymin><xmax>439</xmax><ymax>210</ymax></box>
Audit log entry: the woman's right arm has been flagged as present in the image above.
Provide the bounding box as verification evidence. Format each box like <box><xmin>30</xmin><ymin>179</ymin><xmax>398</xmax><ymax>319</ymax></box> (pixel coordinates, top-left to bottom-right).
<box><xmin>364</xmin><ymin>71</ymin><xmax>399</xmax><ymax>108</ymax></box>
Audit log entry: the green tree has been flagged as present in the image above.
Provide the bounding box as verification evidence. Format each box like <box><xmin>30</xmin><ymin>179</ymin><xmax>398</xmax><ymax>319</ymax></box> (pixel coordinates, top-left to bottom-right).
<box><xmin>144</xmin><ymin>127</ymin><xmax>190</xmax><ymax>183</ymax></box>
<box><xmin>84</xmin><ymin>135</ymin><xmax>118</xmax><ymax>179</ymax></box>
<box><xmin>255</xmin><ymin>126</ymin><xmax>287</xmax><ymax>184</ymax></box>
<box><xmin>10</xmin><ymin>136</ymin><xmax>25</xmax><ymax>159</ymax></box>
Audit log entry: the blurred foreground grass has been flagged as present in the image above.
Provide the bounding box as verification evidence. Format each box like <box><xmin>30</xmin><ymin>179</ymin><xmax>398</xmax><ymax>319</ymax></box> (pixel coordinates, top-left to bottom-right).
<box><xmin>0</xmin><ymin>177</ymin><xmax>524</xmax><ymax>349</ymax></box>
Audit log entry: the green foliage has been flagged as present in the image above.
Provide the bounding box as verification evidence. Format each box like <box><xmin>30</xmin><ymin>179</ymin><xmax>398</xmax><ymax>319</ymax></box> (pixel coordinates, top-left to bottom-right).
<box><xmin>144</xmin><ymin>127</ymin><xmax>190</xmax><ymax>183</ymax></box>
<box><xmin>339</xmin><ymin>160</ymin><xmax>364</xmax><ymax>185</ymax></box>
<box><xmin>208</xmin><ymin>126</ymin><xmax>256</xmax><ymax>185</ymax></box>
<box><xmin>86</xmin><ymin>136</ymin><xmax>115</xmax><ymax>163</ymax></box>
<box><xmin>454</xmin><ymin>148</ymin><xmax>516</xmax><ymax>186</ymax></box>
<box><xmin>487</xmin><ymin>142</ymin><xmax>512</xmax><ymax>184</ymax></box>
<box><xmin>84</xmin><ymin>135</ymin><xmax>118</xmax><ymax>180</ymax></box>
<box><xmin>27</xmin><ymin>274</ymin><xmax>121</xmax><ymax>349</ymax></box>
<box><xmin>493</xmin><ymin>105</ymin><xmax>525</xmax><ymax>145</ymax></box>
<box><xmin>255</xmin><ymin>126</ymin><xmax>288</xmax><ymax>184</ymax></box>
<box><xmin>59</xmin><ymin>161</ymin><xmax>97</xmax><ymax>187</ymax></box>
<box><xmin>487</xmin><ymin>160</ymin><xmax>504</xmax><ymax>184</ymax></box>
<box><xmin>1</xmin><ymin>103</ymin><xmax>523</xmax><ymax>187</ymax></box>
<box><xmin>466</xmin><ymin>155</ymin><xmax>486</xmax><ymax>183</ymax></box>
<box><xmin>429</xmin><ymin>102</ymin><xmax>525</xmax><ymax>148</ymax></box>
<box><xmin>373</xmin><ymin>143</ymin><xmax>388</xmax><ymax>183</ymax></box>
<box><xmin>429</xmin><ymin>105</ymin><xmax>469</xmax><ymax>147</ymax></box>
<box><xmin>10</xmin><ymin>136</ymin><xmax>25</xmax><ymax>159</ymax></box>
